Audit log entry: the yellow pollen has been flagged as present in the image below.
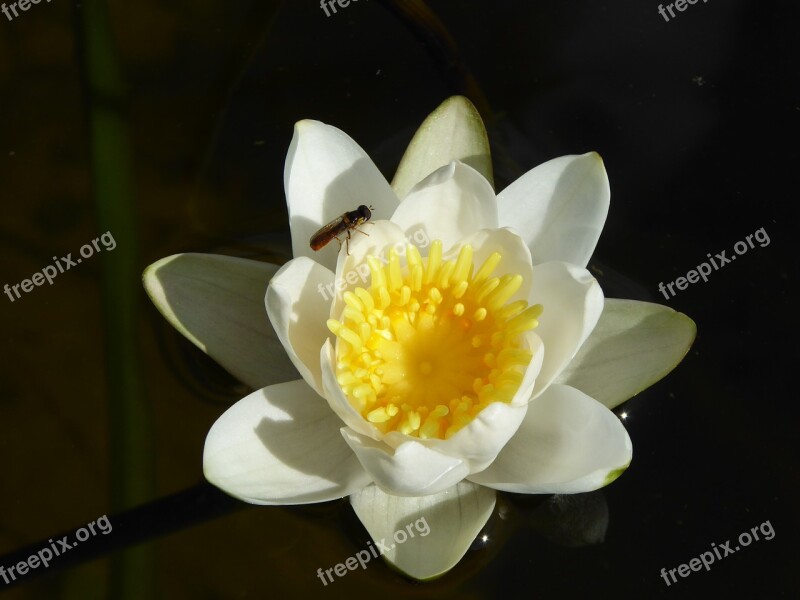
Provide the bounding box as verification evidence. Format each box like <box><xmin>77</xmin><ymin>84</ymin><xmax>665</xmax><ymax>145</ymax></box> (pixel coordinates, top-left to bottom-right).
<box><xmin>327</xmin><ymin>240</ymin><xmax>542</xmax><ymax>440</ymax></box>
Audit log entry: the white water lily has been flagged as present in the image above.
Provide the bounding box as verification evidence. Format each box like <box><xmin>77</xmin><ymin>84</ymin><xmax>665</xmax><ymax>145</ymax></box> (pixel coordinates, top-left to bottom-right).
<box><xmin>144</xmin><ymin>97</ymin><xmax>695</xmax><ymax>581</ymax></box>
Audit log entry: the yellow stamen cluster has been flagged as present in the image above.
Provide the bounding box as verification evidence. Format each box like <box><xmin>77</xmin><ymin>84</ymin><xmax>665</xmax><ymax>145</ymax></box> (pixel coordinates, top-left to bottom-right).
<box><xmin>327</xmin><ymin>240</ymin><xmax>543</xmax><ymax>440</ymax></box>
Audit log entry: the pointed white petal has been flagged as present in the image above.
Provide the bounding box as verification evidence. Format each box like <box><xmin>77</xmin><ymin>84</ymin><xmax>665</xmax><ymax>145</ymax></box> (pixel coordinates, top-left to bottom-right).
<box><xmin>285</xmin><ymin>120</ymin><xmax>399</xmax><ymax>271</ymax></box>
<box><xmin>341</xmin><ymin>429</ymin><xmax>469</xmax><ymax>496</ymax></box>
<box><xmin>265</xmin><ymin>257</ymin><xmax>335</xmax><ymax>396</ymax></box>
<box><xmin>469</xmin><ymin>384</ymin><xmax>632</xmax><ymax>494</ymax></box>
<box><xmin>350</xmin><ymin>482</ymin><xmax>496</xmax><ymax>580</ymax></box>
<box><xmin>203</xmin><ymin>380</ymin><xmax>371</xmax><ymax>504</ymax></box>
<box><xmin>143</xmin><ymin>253</ymin><xmax>297</xmax><ymax>390</ymax></box>
<box><xmin>392</xmin><ymin>95</ymin><xmax>493</xmax><ymax>200</ymax></box>
<box><xmin>530</xmin><ymin>261</ymin><xmax>604</xmax><ymax>398</ymax></box>
<box><xmin>498</xmin><ymin>153</ymin><xmax>610</xmax><ymax>267</ymax></box>
<box><xmin>555</xmin><ymin>299</ymin><xmax>697</xmax><ymax>408</ymax></box>
<box><xmin>390</xmin><ymin>161</ymin><xmax>498</xmax><ymax>252</ymax></box>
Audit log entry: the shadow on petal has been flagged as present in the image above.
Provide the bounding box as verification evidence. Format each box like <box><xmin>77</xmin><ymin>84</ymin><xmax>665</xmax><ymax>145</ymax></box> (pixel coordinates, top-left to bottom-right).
<box><xmin>144</xmin><ymin>253</ymin><xmax>299</xmax><ymax>390</ymax></box>
<box><xmin>204</xmin><ymin>381</ymin><xmax>369</xmax><ymax>504</ymax></box>
<box><xmin>290</xmin><ymin>156</ymin><xmax>399</xmax><ymax>272</ymax></box>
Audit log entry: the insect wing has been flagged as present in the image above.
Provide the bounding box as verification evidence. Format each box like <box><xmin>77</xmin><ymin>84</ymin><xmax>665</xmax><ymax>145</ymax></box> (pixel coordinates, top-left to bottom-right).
<box><xmin>310</xmin><ymin>215</ymin><xmax>346</xmax><ymax>250</ymax></box>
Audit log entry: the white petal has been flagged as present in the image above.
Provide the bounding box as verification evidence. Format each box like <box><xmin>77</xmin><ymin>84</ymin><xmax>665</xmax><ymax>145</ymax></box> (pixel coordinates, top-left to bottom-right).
<box><xmin>497</xmin><ymin>153</ymin><xmax>610</xmax><ymax>268</ymax></box>
<box><xmin>556</xmin><ymin>299</ymin><xmax>697</xmax><ymax>408</ymax></box>
<box><xmin>392</xmin><ymin>96</ymin><xmax>493</xmax><ymax>200</ymax></box>
<box><xmin>265</xmin><ymin>257</ymin><xmax>334</xmax><ymax>396</ymax></box>
<box><xmin>203</xmin><ymin>380</ymin><xmax>371</xmax><ymax>504</ymax></box>
<box><xmin>350</xmin><ymin>482</ymin><xmax>496</xmax><ymax>580</ymax></box>
<box><xmin>530</xmin><ymin>261</ymin><xmax>604</xmax><ymax>398</ymax></box>
<box><xmin>390</xmin><ymin>161</ymin><xmax>498</xmax><ymax>252</ymax></box>
<box><xmin>284</xmin><ymin>120</ymin><xmax>399</xmax><ymax>271</ymax></box>
<box><xmin>468</xmin><ymin>384</ymin><xmax>632</xmax><ymax>494</ymax></box>
<box><xmin>383</xmin><ymin>401</ymin><xmax>528</xmax><ymax>475</ymax></box>
<box><xmin>341</xmin><ymin>429</ymin><xmax>469</xmax><ymax>496</ymax></box>
<box><xmin>143</xmin><ymin>253</ymin><xmax>297</xmax><ymax>390</ymax></box>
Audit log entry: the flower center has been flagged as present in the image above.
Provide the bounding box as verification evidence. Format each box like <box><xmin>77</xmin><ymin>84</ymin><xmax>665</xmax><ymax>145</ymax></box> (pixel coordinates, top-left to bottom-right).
<box><xmin>327</xmin><ymin>240</ymin><xmax>543</xmax><ymax>440</ymax></box>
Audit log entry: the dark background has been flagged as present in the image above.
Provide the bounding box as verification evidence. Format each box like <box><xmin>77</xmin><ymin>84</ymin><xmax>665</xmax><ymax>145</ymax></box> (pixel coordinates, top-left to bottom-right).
<box><xmin>0</xmin><ymin>0</ymin><xmax>797</xmax><ymax>598</ymax></box>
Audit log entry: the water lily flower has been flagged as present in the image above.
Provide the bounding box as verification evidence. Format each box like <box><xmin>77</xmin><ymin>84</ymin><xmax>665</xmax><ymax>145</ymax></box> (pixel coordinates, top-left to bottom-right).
<box><xmin>143</xmin><ymin>97</ymin><xmax>695</xmax><ymax>581</ymax></box>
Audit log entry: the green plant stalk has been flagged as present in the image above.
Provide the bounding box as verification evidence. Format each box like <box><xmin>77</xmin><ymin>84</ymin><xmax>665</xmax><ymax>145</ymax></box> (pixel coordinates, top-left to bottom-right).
<box><xmin>80</xmin><ymin>1</ymin><xmax>154</xmax><ymax>598</ymax></box>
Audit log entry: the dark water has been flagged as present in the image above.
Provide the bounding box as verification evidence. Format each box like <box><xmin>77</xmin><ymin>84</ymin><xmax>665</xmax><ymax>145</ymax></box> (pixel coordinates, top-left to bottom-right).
<box><xmin>0</xmin><ymin>0</ymin><xmax>797</xmax><ymax>598</ymax></box>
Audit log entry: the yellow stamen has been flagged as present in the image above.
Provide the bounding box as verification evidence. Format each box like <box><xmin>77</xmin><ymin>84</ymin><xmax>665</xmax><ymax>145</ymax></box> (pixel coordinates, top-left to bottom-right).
<box><xmin>327</xmin><ymin>240</ymin><xmax>542</xmax><ymax>440</ymax></box>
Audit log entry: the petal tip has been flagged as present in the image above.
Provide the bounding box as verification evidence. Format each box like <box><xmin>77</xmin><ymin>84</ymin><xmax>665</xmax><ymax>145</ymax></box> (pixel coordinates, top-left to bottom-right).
<box><xmin>602</xmin><ymin>461</ymin><xmax>631</xmax><ymax>487</ymax></box>
<box><xmin>585</xmin><ymin>150</ymin><xmax>603</xmax><ymax>162</ymax></box>
<box><xmin>294</xmin><ymin>118</ymin><xmax>320</xmax><ymax>131</ymax></box>
<box><xmin>142</xmin><ymin>253</ymin><xmax>180</xmax><ymax>283</ymax></box>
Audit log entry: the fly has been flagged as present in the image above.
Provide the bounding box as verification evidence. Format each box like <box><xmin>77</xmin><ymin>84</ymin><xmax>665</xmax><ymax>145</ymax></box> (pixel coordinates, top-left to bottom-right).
<box><xmin>309</xmin><ymin>204</ymin><xmax>373</xmax><ymax>254</ymax></box>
